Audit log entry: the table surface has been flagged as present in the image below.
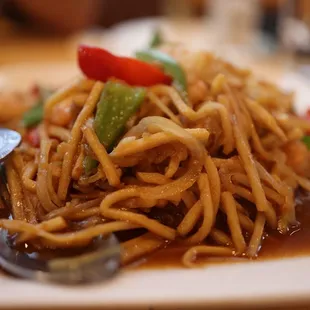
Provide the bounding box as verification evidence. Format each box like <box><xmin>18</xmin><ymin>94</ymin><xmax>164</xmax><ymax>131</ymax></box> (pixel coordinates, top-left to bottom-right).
<box><xmin>0</xmin><ymin>19</ymin><xmax>294</xmax><ymax>79</ymax></box>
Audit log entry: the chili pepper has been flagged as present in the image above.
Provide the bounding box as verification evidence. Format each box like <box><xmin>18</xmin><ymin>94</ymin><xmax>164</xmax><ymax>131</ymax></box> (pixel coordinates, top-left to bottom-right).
<box><xmin>136</xmin><ymin>49</ymin><xmax>187</xmax><ymax>99</ymax></box>
<box><xmin>78</xmin><ymin>45</ymin><xmax>172</xmax><ymax>87</ymax></box>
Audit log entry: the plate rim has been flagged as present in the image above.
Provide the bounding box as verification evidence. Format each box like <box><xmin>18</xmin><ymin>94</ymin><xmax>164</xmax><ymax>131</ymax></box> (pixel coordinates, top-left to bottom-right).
<box><xmin>1</xmin><ymin>62</ymin><xmax>310</xmax><ymax>309</ymax></box>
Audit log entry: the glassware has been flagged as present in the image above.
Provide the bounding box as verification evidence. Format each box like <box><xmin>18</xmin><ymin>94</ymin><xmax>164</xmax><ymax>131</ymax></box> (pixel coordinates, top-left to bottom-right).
<box><xmin>279</xmin><ymin>0</ymin><xmax>310</xmax><ymax>55</ymax></box>
<box><xmin>278</xmin><ymin>0</ymin><xmax>310</xmax><ymax>78</ymax></box>
<box><xmin>205</xmin><ymin>0</ymin><xmax>262</xmax><ymax>66</ymax></box>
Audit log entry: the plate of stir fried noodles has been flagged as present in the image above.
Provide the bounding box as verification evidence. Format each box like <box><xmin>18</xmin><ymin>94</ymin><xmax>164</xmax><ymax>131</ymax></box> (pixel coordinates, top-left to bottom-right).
<box><xmin>1</xmin><ymin>42</ymin><xmax>310</xmax><ymax>309</ymax></box>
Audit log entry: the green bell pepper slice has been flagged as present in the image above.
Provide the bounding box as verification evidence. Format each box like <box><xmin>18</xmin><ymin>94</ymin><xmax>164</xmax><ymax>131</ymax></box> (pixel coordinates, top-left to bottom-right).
<box><xmin>23</xmin><ymin>87</ymin><xmax>52</xmax><ymax>128</ymax></box>
<box><xmin>149</xmin><ymin>29</ymin><xmax>163</xmax><ymax>48</ymax></box>
<box><xmin>136</xmin><ymin>49</ymin><xmax>187</xmax><ymax>100</ymax></box>
<box><xmin>302</xmin><ymin>136</ymin><xmax>310</xmax><ymax>150</ymax></box>
<box><xmin>84</xmin><ymin>81</ymin><xmax>146</xmax><ymax>174</ymax></box>
<box><xmin>94</xmin><ymin>81</ymin><xmax>146</xmax><ymax>148</ymax></box>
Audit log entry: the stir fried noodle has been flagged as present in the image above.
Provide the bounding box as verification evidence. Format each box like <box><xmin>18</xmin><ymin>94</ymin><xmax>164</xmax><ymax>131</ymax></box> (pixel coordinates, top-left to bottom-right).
<box><xmin>4</xmin><ymin>49</ymin><xmax>310</xmax><ymax>267</ymax></box>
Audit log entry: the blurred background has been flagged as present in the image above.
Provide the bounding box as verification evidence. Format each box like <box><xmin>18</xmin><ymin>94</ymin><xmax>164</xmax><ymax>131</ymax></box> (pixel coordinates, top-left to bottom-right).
<box><xmin>0</xmin><ymin>0</ymin><xmax>310</xmax><ymax>97</ymax></box>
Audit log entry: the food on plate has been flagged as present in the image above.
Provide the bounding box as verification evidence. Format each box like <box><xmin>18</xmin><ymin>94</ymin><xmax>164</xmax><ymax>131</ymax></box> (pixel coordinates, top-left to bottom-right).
<box><xmin>1</xmin><ymin>44</ymin><xmax>310</xmax><ymax>268</ymax></box>
<box><xmin>0</xmin><ymin>92</ymin><xmax>33</xmax><ymax>125</ymax></box>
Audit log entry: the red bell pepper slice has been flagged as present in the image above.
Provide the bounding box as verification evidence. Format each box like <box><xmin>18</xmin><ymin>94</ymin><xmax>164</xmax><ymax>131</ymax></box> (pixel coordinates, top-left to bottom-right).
<box><xmin>30</xmin><ymin>84</ymin><xmax>40</xmax><ymax>97</ymax></box>
<box><xmin>78</xmin><ymin>45</ymin><xmax>172</xmax><ymax>87</ymax></box>
<box><xmin>25</xmin><ymin>127</ymin><xmax>40</xmax><ymax>148</ymax></box>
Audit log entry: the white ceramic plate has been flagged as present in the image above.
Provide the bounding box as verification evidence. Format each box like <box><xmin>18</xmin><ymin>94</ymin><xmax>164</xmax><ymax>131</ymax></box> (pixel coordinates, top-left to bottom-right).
<box><xmin>0</xmin><ymin>257</ymin><xmax>310</xmax><ymax>309</ymax></box>
<box><xmin>1</xmin><ymin>61</ymin><xmax>310</xmax><ymax>310</ymax></box>
<box><xmin>1</xmin><ymin>24</ymin><xmax>310</xmax><ymax>307</ymax></box>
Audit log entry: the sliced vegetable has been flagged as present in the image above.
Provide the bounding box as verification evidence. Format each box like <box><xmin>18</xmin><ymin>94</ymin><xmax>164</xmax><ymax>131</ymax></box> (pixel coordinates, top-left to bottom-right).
<box><xmin>78</xmin><ymin>45</ymin><xmax>172</xmax><ymax>87</ymax></box>
<box><xmin>94</xmin><ymin>81</ymin><xmax>146</xmax><ymax>149</ymax></box>
<box><xmin>23</xmin><ymin>87</ymin><xmax>52</xmax><ymax>128</ymax></box>
<box><xmin>83</xmin><ymin>156</ymin><xmax>98</xmax><ymax>176</ymax></box>
<box><xmin>136</xmin><ymin>49</ymin><xmax>187</xmax><ymax>99</ymax></box>
<box><xmin>23</xmin><ymin>105</ymin><xmax>43</xmax><ymax>128</ymax></box>
<box><xmin>149</xmin><ymin>29</ymin><xmax>163</xmax><ymax>48</ymax></box>
<box><xmin>83</xmin><ymin>81</ymin><xmax>145</xmax><ymax>174</ymax></box>
<box><xmin>302</xmin><ymin>136</ymin><xmax>310</xmax><ymax>150</ymax></box>
<box><xmin>25</xmin><ymin>127</ymin><xmax>40</xmax><ymax>148</ymax></box>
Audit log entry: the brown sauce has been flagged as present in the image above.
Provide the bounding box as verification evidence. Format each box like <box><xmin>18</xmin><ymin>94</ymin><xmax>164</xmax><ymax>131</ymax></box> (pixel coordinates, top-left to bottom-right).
<box><xmin>4</xmin><ymin>193</ymin><xmax>310</xmax><ymax>272</ymax></box>
<box><xmin>130</xmin><ymin>194</ymin><xmax>310</xmax><ymax>269</ymax></box>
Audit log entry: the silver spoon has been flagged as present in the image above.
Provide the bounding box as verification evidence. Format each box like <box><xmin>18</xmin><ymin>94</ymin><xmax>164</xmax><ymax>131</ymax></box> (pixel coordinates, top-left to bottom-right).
<box><xmin>0</xmin><ymin>128</ymin><xmax>21</xmax><ymax>210</ymax></box>
<box><xmin>0</xmin><ymin>128</ymin><xmax>121</xmax><ymax>284</ymax></box>
<box><xmin>0</xmin><ymin>128</ymin><xmax>21</xmax><ymax>162</ymax></box>
<box><xmin>0</xmin><ymin>230</ymin><xmax>121</xmax><ymax>284</ymax></box>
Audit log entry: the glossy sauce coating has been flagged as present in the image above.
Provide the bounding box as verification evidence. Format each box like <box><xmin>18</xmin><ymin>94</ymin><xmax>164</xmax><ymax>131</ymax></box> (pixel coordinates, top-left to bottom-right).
<box><xmin>130</xmin><ymin>193</ymin><xmax>310</xmax><ymax>269</ymax></box>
